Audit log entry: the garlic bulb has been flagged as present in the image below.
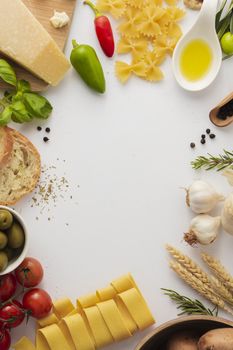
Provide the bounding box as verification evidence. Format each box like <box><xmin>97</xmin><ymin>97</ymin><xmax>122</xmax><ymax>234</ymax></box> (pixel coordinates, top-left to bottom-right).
<box><xmin>184</xmin><ymin>214</ymin><xmax>221</xmax><ymax>246</ymax></box>
<box><xmin>221</xmin><ymin>193</ymin><xmax>233</xmax><ymax>235</ymax></box>
<box><xmin>186</xmin><ymin>180</ymin><xmax>224</xmax><ymax>214</ymax></box>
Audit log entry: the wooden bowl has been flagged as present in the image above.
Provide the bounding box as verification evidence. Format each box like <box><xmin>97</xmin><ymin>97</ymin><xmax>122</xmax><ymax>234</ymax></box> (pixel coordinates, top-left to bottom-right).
<box><xmin>209</xmin><ymin>92</ymin><xmax>233</xmax><ymax>127</ymax></box>
<box><xmin>135</xmin><ymin>316</ymin><xmax>233</xmax><ymax>350</ymax></box>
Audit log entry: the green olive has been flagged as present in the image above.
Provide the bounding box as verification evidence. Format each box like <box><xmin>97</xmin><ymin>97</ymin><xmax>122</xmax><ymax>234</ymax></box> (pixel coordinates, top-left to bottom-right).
<box><xmin>7</xmin><ymin>222</ymin><xmax>24</xmax><ymax>249</ymax></box>
<box><xmin>3</xmin><ymin>247</ymin><xmax>14</xmax><ymax>261</ymax></box>
<box><xmin>0</xmin><ymin>252</ymin><xmax>8</xmax><ymax>272</ymax></box>
<box><xmin>0</xmin><ymin>210</ymin><xmax>13</xmax><ymax>230</ymax></box>
<box><xmin>0</xmin><ymin>232</ymin><xmax>7</xmax><ymax>249</ymax></box>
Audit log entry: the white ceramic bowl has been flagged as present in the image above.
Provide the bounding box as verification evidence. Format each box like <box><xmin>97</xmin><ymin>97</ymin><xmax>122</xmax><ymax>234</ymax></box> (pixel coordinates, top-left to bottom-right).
<box><xmin>0</xmin><ymin>205</ymin><xmax>28</xmax><ymax>275</ymax></box>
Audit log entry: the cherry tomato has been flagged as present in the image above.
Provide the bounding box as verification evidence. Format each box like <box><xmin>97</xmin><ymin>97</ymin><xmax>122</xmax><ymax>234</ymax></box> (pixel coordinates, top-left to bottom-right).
<box><xmin>221</xmin><ymin>32</ymin><xmax>233</xmax><ymax>55</ymax></box>
<box><xmin>0</xmin><ymin>274</ymin><xmax>17</xmax><ymax>303</ymax></box>
<box><xmin>15</xmin><ymin>257</ymin><xmax>44</xmax><ymax>288</ymax></box>
<box><xmin>0</xmin><ymin>300</ymin><xmax>25</xmax><ymax>329</ymax></box>
<box><xmin>0</xmin><ymin>329</ymin><xmax>10</xmax><ymax>350</ymax></box>
<box><xmin>22</xmin><ymin>288</ymin><xmax>52</xmax><ymax>319</ymax></box>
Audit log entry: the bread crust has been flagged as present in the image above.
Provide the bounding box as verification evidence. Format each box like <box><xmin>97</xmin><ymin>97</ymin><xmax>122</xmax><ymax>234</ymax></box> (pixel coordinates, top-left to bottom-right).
<box><xmin>0</xmin><ymin>126</ymin><xmax>13</xmax><ymax>169</ymax></box>
<box><xmin>0</xmin><ymin>127</ymin><xmax>41</xmax><ymax>205</ymax></box>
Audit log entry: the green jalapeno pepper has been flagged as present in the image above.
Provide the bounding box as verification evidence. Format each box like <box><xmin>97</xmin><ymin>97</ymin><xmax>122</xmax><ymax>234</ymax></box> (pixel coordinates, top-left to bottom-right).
<box><xmin>70</xmin><ymin>40</ymin><xmax>106</xmax><ymax>93</ymax></box>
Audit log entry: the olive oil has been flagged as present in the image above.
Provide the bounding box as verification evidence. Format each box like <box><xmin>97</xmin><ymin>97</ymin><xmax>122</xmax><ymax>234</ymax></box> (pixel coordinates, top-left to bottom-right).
<box><xmin>180</xmin><ymin>39</ymin><xmax>212</xmax><ymax>81</ymax></box>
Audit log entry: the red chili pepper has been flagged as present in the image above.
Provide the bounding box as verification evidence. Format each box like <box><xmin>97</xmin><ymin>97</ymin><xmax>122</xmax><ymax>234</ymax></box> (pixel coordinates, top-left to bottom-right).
<box><xmin>84</xmin><ymin>0</ymin><xmax>115</xmax><ymax>57</ymax></box>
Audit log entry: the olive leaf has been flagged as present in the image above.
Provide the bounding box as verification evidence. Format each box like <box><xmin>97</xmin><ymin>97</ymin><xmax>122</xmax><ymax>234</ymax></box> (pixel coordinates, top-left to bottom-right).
<box><xmin>230</xmin><ymin>13</ymin><xmax>233</xmax><ymax>33</ymax></box>
<box><xmin>0</xmin><ymin>106</ymin><xmax>12</xmax><ymax>126</ymax></box>
<box><xmin>216</xmin><ymin>0</ymin><xmax>227</xmax><ymax>31</ymax></box>
<box><xmin>218</xmin><ymin>13</ymin><xmax>232</xmax><ymax>38</ymax></box>
<box><xmin>23</xmin><ymin>93</ymin><xmax>52</xmax><ymax>119</ymax></box>
<box><xmin>0</xmin><ymin>59</ymin><xmax>17</xmax><ymax>86</ymax></box>
<box><xmin>11</xmin><ymin>101</ymin><xmax>32</xmax><ymax>123</ymax></box>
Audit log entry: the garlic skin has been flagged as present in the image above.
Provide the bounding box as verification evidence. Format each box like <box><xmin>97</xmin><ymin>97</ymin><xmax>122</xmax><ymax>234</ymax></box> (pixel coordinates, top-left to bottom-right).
<box><xmin>221</xmin><ymin>193</ymin><xmax>233</xmax><ymax>235</ymax></box>
<box><xmin>186</xmin><ymin>180</ymin><xmax>224</xmax><ymax>214</ymax></box>
<box><xmin>222</xmin><ymin>169</ymin><xmax>233</xmax><ymax>186</ymax></box>
<box><xmin>50</xmin><ymin>11</ymin><xmax>70</xmax><ymax>29</ymax></box>
<box><xmin>184</xmin><ymin>214</ymin><xmax>221</xmax><ymax>246</ymax></box>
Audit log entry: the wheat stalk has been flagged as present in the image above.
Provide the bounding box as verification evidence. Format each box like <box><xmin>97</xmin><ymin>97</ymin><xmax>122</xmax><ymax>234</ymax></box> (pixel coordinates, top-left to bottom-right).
<box><xmin>202</xmin><ymin>253</ymin><xmax>233</xmax><ymax>291</ymax></box>
<box><xmin>169</xmin><ymin>260</ymin><xmax>233</xmax><ymax>316</ymax></box>
<box><xmin>210</xmin><ymin>276</ymin><xmax>233</xmax><ymax>306</ymax></box>
<box><xmin>166</xmin><ymin>245</ymin><xmax>211</xmax><ymax>287</ymax></box>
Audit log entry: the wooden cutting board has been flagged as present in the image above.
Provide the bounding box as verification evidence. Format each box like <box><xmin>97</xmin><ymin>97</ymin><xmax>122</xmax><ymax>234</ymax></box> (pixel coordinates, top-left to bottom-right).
<box><xmin>0</xmin><ymin>0</ymin><xmax>77</xmax><ymax>91</ymax></box>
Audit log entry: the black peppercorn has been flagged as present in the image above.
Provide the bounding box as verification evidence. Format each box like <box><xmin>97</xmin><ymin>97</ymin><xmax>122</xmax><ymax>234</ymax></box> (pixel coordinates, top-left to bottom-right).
<box><xmin>43</xmin><ymin>137</ymin><xmax>49</xmax><ymax>143</ymax></box>
<box><xmin>210</xmin><ymin>134</ymin><xmax>215</xmax><ymax>139</ymax></box>
<box><xmin>190</xmin><ymin>142</ymin><xmax>195</xmax><ymax>149</ymax></box>
<box><xmin>201</xmin><ymin>139</ymin><xmax>206</xmax><ymax>144</ymax></box>
<box><xmin>206</xmin><ymin>129</ymin><xmax>210</xmax><ymax>134</ymax></box>
<box><xmin>201</xmin><ymin>134</ymin><xmax>206</xmax><ymax>139</ymax></box>
<box><xmin>45</xmin><ymin>127</ymin><xmax>51</xmax><ymax>133</ymax></box>
<box><xmin>37</xmin><ymin>126</ymin><xmax>42</xmax><ymax>131</ymax></box>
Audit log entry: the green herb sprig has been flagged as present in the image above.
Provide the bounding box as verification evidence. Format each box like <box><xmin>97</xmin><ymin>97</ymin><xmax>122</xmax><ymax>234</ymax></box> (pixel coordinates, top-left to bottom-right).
<box><xmin>0</xmin><ymin>59</ymin><xmax>52</xmax><ymax>125</ymax></box>
<box><xmin>162</xmin><ymin>288</ymin><xmax>218</xmax><ymax>316</ymax></box>
<box><xmin>191</xmin><ymin>150</ymin><xmax>233</xmax><ymax>171</ymax></box>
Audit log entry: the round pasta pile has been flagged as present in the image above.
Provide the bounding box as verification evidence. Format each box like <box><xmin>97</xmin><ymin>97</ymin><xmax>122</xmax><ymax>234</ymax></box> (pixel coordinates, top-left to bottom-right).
<box><xmin>96</xmin><ymin>0</ymin><xmax>186</xmax><ymax>83</ymax></box>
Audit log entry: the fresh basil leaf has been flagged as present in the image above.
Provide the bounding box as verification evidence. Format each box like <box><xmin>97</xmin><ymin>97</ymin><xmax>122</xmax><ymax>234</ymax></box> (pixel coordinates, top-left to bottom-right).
<box><xmin>23</xmin><ymin>92</ymin><xmax>53</xmax><ymax>119</ymax></box>
<box><xmin>0</xmin><ymin>59</ymin><xmax>17</xmax><ymax>86</ymax></box>
<box><xmin>11</xmin><ymin>101</ymin><xmax>32</xmax><ymax>123</ymax></box>
<box><xmin>216</xmin><ymin>0</ymin><xmax>227</xmax><ymax>31</ymax></box>
<box><xmin>0</xmin><ymin>106</ymin><xmax>12</xmax><ymax>125</ymax></box>
<box><xmin>17</xmin><ymin>80</ymin><xmax>31</xmax><ymax>93</ymax></box>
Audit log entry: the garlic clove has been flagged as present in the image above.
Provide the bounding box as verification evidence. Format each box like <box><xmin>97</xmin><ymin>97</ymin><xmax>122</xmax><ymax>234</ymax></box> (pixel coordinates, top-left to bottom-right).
<box><xmin>184</xmin><ymin>214</ymin><xmax>221</xmax><ymax>246</ymax></box>
<box><xmin>221</xmin><ymin>193</ymin><xmax>233</xmax><ymax>235</ymax></box>
<box><xmin>186</xmin><ymin>180</ymin><xmax>224</xmax><ymax>214</ymax></box>
<box><xmin>222</xmin><ymin>169</ymin><xmax>233</xmax><ymax>186</ymax></box>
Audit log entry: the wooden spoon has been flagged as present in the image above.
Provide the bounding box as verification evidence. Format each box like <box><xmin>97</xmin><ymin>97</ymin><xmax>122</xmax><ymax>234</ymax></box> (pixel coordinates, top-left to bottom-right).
<box><xmin>209</xmin><ymin>92</ymin><xmax>233</xmax><ymax>127</ymax></box>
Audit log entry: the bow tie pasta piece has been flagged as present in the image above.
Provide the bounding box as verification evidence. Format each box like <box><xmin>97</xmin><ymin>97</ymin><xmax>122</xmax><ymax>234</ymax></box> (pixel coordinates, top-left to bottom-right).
<box><xmin>96</xmin><ymin>0</ymin><xmax>126</xmax><ymax>18</ymax></box>
<box><xmin>115</xmin><ymin>61</ymin><xmax>147</xmax><ymax>83</ymax></box>
<box><xmin>126</xmin><ymin>0</ymin><xmax>149</xmax><ymax>9</ymax></box>
<box><xmin>117</xmin><ymin>7</ymin><xmax>142</xmax><ymax>37</ymax></box>
<box><xmin>117</xmin><ymin>37</ymin><xmax>148</xmax><ymax>60</ymax></box>
<box><xmin>138</xmin><ymin>6</ymin><xmax>165</xmax><ymax>37</ymax></box>
<box><xmin>165</xmin><ymin>0</ymin><xmax>179</xmax><ymax>5</ymax></box>
<box><xmin>142</xmin><ymin>51</ymin><xmax>165</xmax><ymax>81</ymax></box>
<box><xmin>166</xmin><ymin>6</ymin><xmax>186</xmax><ymax>21</ymax></box>
<box><xmin>154</xmin><ymin>22</ymin><xmax>182</xmax><ymax>55</ymax></box>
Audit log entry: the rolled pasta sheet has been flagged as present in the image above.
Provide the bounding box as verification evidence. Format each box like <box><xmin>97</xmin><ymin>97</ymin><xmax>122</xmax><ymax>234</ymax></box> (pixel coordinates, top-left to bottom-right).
<box><xmin>83</xmin><ymin>306</ymin><xmax>113</xmax><ymax>348</ymax></box>
<box><xmin>96</xmin><ymin>285</ymin><xmax>116</xmax><ymax>301</ymax></box>
<box><xmin>53</xmin><ymin>298</ymin><xmax>75</xmax><ymax>319</ymax></box>
<box><xmin>114</xmin><ymin>296</ymin><xmax>138</xmax><ymax>334</ymax></box>
<box><xmin>37</xmin><ymin>313</ymin><xmax>59</xmax><ymax>328</ymax></box>
<box><xmin>118</xmin><ymin>288</ymin><xmax>155</xmax><ymax>330</ymax></box>
<box><xmin>36</xmin><ymin>324</ymin><xmax>71</xmax><ymax>350</ymax></box>
<box><xmin>62</xmin><ymin>314</ymin><xmax>96</xmax><ymax>350</ymax></box>
<box><xmin>77</xmin><ymin>293</ymin><xmax>100</xmax><ymax>311</ymax></box>
<box><xmin>13</xmin><ymin>337</ymin><xmax>36</xmax><ymax>350</ymax></box>
<box><xmin>97</xmin><ymin>300</ymin><xmax>132</xmax><ymax>341</ymax></box>
<box><xmin>111</xmin><ymin>274</ymin><xmax>140</xmax><ymax>293</ymax></box>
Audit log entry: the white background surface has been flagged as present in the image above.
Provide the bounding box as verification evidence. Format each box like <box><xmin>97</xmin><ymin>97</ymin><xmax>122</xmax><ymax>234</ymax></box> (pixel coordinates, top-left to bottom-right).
<box><xmin>10</xmin><ymin>1</ymin><xmax>233</xmax><ymax>348</ymax></box>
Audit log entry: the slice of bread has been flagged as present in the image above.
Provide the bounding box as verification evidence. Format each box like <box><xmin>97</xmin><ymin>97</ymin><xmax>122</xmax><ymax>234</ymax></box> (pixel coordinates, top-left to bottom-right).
<box><xmin>0</xmin><ymin>127</ymin><xmax>41</xmax><ymax>205</ymax></box>
<box><xmin>0</xmin><ymin>127</ymin><xmax>13</xmax><ymax>169</ymax></box>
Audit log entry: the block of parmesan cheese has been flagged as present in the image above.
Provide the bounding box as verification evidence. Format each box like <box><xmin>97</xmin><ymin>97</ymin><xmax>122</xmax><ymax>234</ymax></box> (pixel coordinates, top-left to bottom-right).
<box><xmin>0</xmin><ymin>0</ymin><xmax>70</xmax><ymax>86</ymax></box>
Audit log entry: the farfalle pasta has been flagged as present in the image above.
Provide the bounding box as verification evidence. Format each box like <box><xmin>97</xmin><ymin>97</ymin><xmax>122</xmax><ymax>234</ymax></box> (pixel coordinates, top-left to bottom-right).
<box><xmin>96</xmin><ymin>0</ymin><xmax>186</xmax><ymax>84</ymax></box>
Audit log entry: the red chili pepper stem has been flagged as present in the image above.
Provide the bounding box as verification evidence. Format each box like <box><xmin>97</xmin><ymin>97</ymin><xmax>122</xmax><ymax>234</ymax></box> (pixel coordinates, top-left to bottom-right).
<box><xmin>83</xmin><ymin>1</ymin><xmax>101</xmax><ymax>18</ymax></box>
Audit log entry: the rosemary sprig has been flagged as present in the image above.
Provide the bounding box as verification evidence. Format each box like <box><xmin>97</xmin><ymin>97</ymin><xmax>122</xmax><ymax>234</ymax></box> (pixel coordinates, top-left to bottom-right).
<box><xmin>162</xmin><ymin>288</ymin><xmax>218</xmax><ymax>316</ymax></box>
<box><xmin>191</xmin><ymin>150</ymin><xmax>233</xmax><ymax>171</ymax></box>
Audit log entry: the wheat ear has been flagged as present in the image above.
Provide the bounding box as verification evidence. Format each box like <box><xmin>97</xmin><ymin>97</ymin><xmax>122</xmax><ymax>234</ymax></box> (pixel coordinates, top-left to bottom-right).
<box><xmin>202</xmin><ymin>253</ymin><xmax>233</xmax><ymax>291</ymax></box>
<box><xmin>210</xmin><ymin>276</ymin><xmax>233</xmax><ymax>306</ymax></box>
<box><xmin>166</xmin><ymin>245</ymin><xmax>211</xmax><ymax>287</ymax></box>
<box><xmin>169</xmin><ymin>260</ymin><xmax>233</xmax><ymax>316</ymax></box>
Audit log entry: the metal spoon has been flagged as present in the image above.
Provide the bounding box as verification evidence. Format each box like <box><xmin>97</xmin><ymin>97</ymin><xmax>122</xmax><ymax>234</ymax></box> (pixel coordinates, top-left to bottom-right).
<box><xmin>172</xmin><ymin>0</ymin><xmax>222</xmax><ymax>91</ymax></box>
